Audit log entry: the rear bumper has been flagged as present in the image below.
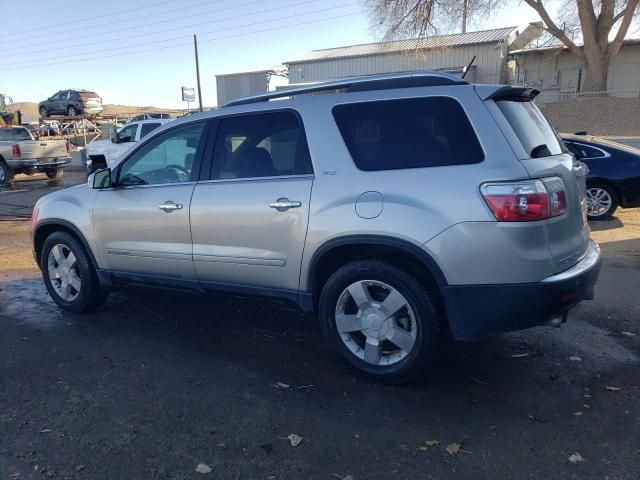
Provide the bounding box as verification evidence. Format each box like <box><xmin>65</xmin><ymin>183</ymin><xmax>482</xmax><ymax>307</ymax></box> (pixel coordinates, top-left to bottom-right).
<box><xmin>441</xmin><ymin>240</ymin><xmax>602</xmax><ymax>341</ymax></box>
<box><xmin>8</xmin><ymin>157</ymin><xmax>70</xmax><ymax>170</ymax></box>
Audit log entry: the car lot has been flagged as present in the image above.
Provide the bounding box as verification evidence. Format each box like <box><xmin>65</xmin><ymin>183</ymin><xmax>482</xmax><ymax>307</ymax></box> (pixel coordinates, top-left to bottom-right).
<box><xmin>1</xmin><ymin>173</ymin><xmax>639</xmax><ymax>479</ymax></box>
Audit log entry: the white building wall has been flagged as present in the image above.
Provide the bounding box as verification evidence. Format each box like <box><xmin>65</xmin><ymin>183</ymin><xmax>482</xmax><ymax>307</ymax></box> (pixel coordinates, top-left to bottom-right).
<box><xmin>216</xmin><ymin>71</ymin><xmax>270</xmax><ymax>106</ymax></box>
<box><xmin>287</xmin><ymin>43</ymin><xmax>507</xmax><ymax>85</ymax></box>
<box><xmin>512</xmin><ymin>43</ymin><xmax>640</xmax><ymax>101</ymax></box>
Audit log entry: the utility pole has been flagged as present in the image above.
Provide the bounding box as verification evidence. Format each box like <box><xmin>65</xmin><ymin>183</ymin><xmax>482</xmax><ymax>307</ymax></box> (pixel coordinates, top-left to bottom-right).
<box><xmin>462</xmin><ymin>0</ymin><xmax>468</xmax><ymax>34</ymax></box>
<box><xmin>193</xmin><ymin>34</ymin><xmax>203</xmax><ymax>112</ymax></box>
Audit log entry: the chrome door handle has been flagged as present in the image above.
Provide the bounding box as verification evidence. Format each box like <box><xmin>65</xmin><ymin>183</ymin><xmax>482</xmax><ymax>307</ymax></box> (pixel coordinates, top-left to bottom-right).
<box><xmin>158</xmin><ymin>201</ymin><xmax>183</xmax><ymax>212</ymax></box>
<box><xmin>270</xmin><ymin>198</ymin><xmax>302</xmax><ymax>211</ymax></box>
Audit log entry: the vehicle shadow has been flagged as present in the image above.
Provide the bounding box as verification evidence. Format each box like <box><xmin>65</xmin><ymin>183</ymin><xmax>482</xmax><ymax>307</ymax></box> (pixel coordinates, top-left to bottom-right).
<box><xmin>589</xmin><ymin>216</ymin><xmax>624</xmax><ymax>231</ymax></box>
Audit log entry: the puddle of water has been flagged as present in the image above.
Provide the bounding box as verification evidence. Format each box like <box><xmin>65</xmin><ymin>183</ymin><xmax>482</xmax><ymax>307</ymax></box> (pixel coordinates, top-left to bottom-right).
<box><xmin>0</xmin><ymin>278</ymin><xmax>64</xmax><ymax>328</ymax></box>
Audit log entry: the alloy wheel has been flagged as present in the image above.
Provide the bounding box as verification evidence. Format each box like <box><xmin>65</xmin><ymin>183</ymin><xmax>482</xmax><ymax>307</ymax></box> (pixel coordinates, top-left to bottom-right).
<box><xmin>47</xmin><ymin>244</ymin><xmax>82</xmax><ymax>301</ymax></box>
<box><xmin>334</xmin><ymin>280</ymin><xmax>417</xmax><ymax>366</ymax></box>
<box><xmin>586</xmin><ymin>187</ymin><xmax>612</xmax><ymax>217</ymax></box>
<box><xmin>0</xmin><ymin>163</ymin><xmax>5</xmax><ymax>182</ymax></box>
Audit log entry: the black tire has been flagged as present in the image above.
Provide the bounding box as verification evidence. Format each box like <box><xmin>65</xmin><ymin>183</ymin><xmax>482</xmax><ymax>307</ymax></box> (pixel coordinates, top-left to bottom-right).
<box><xmin>46</xmin><ymin>168</ymin><xmax>64</xmax><ymax>180</ymax></box>
<box><xmin>41</xmin><ymin>231</ymin><xmax>107</xmax><ymax>313</ymax></box>
<box><xmin>586</xmin><ymin>182</ymin><xmax>619</xmax><ymax>221</ymax></box>
<box><xmin>39</xmin><ymin>106</ymin><xmax>48</xmax><ymax>118</ymax></box>
<box><xmin>0</xmin><ymin>158</ymin><xmax>14</xmax><ymax>185</ymax></box>
<box><xmin>67</xmin><ymin>105</ymin><xmax>79</xmax><ymax>116</ymax></box>
<box><xmin>319</xmin><ymin>259</ymin><xmax>442</xmax><ymax>383</ymax></box>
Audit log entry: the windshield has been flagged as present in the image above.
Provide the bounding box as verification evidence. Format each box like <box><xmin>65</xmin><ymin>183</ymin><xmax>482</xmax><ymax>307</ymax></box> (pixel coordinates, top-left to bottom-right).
<box><xmin>496</xmin><ymin>100</ymin><xmax>562</xmax><ymax>158</ymax></box>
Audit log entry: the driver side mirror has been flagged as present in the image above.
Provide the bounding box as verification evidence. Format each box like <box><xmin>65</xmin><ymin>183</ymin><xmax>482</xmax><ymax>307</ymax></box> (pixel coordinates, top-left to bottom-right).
<box><xmin>92</xmin><ymin>168</ymin><xmax>113</xmax><ymax>189</ymax></box>
<box><xmin>112</xmin><ymin>132</ymin><xmax>121</xmax><ymax>144</ymax></box>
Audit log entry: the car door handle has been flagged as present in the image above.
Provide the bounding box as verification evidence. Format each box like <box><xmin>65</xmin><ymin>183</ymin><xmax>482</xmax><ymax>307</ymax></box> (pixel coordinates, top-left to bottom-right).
<box><xmin>158</xmin><ymin>201</ymin><xmax>183</xmax><ymax>212</ymax></box>
<box><xmin>270</xmin><ymin>199</ymin><xmax>302</xmax><ymax>211</ymax></box>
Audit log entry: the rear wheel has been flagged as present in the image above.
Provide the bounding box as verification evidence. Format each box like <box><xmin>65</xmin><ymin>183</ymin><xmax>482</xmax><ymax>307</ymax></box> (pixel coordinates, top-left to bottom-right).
<box><xmin>0</xmin><ymin>159</ymin><xmax>14</xmax><ymax>185</ymax></box>
<box><xmin>67</xmin><ymin>105</ymin><xmax>79</xmax><ymax>116</ymax></box>
<box><xmin>319</xmin><ymin>259</ymin><xmax>441</xmax><ymax>383</ymax></box>
<box><xmin>586</xmin><ymin>182</ymin><xmax>618</xmax><ymax>220</ymax></box>
<box><xmin>46</xmin><ymin>168</ymin><xmax>64</xmax><ymax>180</ymax></box>
<box><xmin>41</xmin><ymin>231</ymin><xmax>107</xmax><ymax>312</ymax></box>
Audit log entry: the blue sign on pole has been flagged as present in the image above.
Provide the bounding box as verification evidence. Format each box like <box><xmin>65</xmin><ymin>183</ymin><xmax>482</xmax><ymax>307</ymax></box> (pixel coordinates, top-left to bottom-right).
<box><xmin>181</xmin><ymin>87</ymin><xmax>196</xmax><ymax>102</ymax></box>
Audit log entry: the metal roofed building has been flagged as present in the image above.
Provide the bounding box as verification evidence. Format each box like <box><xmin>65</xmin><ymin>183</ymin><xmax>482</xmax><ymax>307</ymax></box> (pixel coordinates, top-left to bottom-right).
<box><xmin>283</xmin><ymin>25</ymin><xmax>543</xmax><ymax>85</ymax></box>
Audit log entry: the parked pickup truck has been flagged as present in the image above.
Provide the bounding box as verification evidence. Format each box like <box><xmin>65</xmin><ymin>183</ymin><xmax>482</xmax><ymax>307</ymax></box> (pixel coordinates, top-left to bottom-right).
<box><xmin>0</xmin><ymin>126</ymin><xmax>70</xmax><ymax>185</ymax></box>
<box><xmin>85</xmin><ymin>119</ymin><xmax>170</xmax><ymax>172</ymax></box>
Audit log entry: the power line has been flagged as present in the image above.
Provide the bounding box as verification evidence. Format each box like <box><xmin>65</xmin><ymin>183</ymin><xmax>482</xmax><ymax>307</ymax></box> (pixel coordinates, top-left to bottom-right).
<box><xmin>4</xmin><ymin>11</ymin><xmax>361</xmax><ymax>71</ymax></box>
<box><xmin>7</xmin><ymin>0</ymin><xmax>236</xmax><ymax>42</ymax></box>
<box><xmin>6</xmin><ymin>0</ymin><xmax>320</xmax><ymax>60</ymax></box>
<box><xmin>0</xmin><ymin>0</ymin><xmax>179</xmax><ymax>37</ymax></box>
<box><xmin>0</xmin><ymin>3</ymin><xmax>358</xmax><ymax>67</ymax></box>
<box><xmin>13</xmin><ymin>0</ymin><xmax>265</xmax><ymax>51</ymax></box>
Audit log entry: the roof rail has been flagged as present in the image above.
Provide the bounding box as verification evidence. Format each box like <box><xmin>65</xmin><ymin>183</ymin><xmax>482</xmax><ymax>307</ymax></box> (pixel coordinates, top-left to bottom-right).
<box><xmin>223</xmin><ymin>71</ymin><xmax>467</xmax><ymax>107</ymax></box>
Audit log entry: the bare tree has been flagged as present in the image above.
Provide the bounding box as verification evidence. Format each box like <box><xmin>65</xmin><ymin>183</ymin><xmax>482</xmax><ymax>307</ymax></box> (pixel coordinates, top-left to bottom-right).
<box><xmin>365</xmin><ymin>0</ymin><xmax>640</xmax><ymax>91</ymax></box>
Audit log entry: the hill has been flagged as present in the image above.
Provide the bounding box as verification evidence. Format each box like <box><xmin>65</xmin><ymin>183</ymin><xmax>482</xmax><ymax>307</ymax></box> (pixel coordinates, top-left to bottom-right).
<box><xmin>7</xmin><ymin>102</ymin><xmax>184</xmax><ymax>122</ymax></box>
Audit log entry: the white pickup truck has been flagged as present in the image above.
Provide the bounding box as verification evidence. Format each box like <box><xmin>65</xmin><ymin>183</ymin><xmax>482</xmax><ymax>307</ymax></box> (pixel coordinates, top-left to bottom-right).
<box><xmin>85</xmin><ymin>119</ymin><xmax>170</xmax><ymax>172</ymax></box>
<box><xmin>0</xmin><ymin>126</ymin><xmax>70</xmax><ymax>185</ymax></box>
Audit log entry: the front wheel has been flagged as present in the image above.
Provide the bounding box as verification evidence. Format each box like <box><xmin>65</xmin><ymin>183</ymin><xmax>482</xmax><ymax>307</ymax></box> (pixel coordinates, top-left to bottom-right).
<box><xmin>41</xmin><ymin>231</ymin><xmax>107</xmax><ymax>312</ymax></box>
<box><xmin>0</xmin><ymin>159</ymin><xmax>14</xmax><ymax>185</ymax></box>
<box><xmin>319</xmin><ymin>259</ymin><xmax>442</xmax><ymax>383</ymax></box>
<box><xmin>39</xmin><ymin>107</ymin><xmax>48</xmax><ymax>118</ymax></box>
<box><xmin>586</xmin><ymin>183</ymin><xmax>618</xmax><ymax>220</ymax></box>
<box><xmin>46</xmin><ymin>168</ymin><xmax>64</xmax><ymax>180</ymax></box>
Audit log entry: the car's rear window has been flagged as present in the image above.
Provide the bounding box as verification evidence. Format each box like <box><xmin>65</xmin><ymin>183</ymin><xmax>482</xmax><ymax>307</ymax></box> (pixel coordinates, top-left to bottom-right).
<box><xmin>78</xmin><ymin>91</ymin><xmax>99</xmax><ymax>99</ymax></box>
<box><xmin>496</xmin><ymin>100</ymin><xmax>562</xmax><ymax>157</ymax></box>
<box><xmin>332</xmin><ymin>97</ymin><xmax>484</xmax><ymax>171</ymax></box>
<box><xmin>0</xmin><ymin>128</ymin><xmax>31</xmax><ymax>141</ymax></box>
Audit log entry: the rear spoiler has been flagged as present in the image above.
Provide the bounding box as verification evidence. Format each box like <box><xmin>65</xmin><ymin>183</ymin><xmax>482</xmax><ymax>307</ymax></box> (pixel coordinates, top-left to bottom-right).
<box><xmin>474</xmin><ymin>85</ymin><xmax>540</xmax><ymax>102</ymax></box>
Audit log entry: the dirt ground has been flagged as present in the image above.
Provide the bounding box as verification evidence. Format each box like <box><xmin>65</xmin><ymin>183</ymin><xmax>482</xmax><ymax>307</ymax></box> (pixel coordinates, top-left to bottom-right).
<box><xmin>1</xmin><ymin>173</ymin><xmax>639</xmax><ymax>479</ymax></box>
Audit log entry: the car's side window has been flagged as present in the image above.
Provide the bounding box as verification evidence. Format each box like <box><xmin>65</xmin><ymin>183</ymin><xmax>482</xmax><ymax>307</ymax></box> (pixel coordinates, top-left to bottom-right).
<box><xmin>140</xmin><ymin>122</ymin><xmax>162</xmax><ymax>139</ymax></box>
<box><xmin>118</xmin><ymin>124</ymin><xmax>138</xmax><ymax>143</ymax></box>
<box><xmin>118</xmin><ymin>122</ymin><xmax>205</xmax><ymax>187</ymax></box>
<box><xmin>579</xmin><ymin>144</ymin><xmax>606</xmax><ymax>159</ymax></box>
<box><xmin>211</xmin><ymin>110</ymin><xmax>313</xmax><ymax>180</ymax></box>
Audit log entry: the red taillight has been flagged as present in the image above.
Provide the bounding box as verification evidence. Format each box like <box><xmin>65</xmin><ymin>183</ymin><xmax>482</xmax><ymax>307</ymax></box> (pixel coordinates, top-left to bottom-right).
<box><xmin>11</xmin><ymin>144</ymin><xmax>20</xmax><ymax>157</ymax></box>
<box><xmin>65</xmin><ymin>140</ymin><xmax>70</xmax><ymax>153</ymax></box>
<box><xmin>481</xmin><ymin>177</ymin><xmax>567</xmax><ymax>222</ymax></box>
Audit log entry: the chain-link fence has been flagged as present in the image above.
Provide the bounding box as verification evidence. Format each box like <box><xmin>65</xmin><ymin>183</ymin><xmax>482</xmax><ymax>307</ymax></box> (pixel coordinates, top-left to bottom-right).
<box><xmin>535</xmin><ymin>90</ymin><xmax>640</xmax><ymax>139</ymax></box>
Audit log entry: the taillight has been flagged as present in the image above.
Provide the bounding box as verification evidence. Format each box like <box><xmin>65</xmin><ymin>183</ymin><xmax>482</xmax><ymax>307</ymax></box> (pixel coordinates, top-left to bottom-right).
<box><xmin>481</xmin><ymin>177</ymin><xmax>567</xmax><ymax>222</ymax></box>
<box><xmin>11</xmin><ymin>144</ymin><xmax>20</xmax><ymax>157</ymax></box>
<box><xmin>30</xmin><ymin>206</ymin><xmax>39</xmax><ymax>231</ymax></box>
<box><xmin>65</xmin><ymin>140</ymin><xmax>70</xmax><ymax>153</ymax></box>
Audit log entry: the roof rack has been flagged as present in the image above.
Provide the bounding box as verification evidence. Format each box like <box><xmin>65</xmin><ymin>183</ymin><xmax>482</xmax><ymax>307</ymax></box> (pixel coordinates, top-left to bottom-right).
<box><xmin>223</xmin><ymin>71</ymin><xmax>467</xmax><ymax>107</ymax></box>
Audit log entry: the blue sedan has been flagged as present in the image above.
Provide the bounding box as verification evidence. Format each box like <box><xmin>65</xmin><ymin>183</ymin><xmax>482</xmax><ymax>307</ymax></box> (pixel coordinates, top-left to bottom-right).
<box><xmin>562</xmin><ymin>134</ymin><xmax>640</xmax><ymax>220</ymax></box>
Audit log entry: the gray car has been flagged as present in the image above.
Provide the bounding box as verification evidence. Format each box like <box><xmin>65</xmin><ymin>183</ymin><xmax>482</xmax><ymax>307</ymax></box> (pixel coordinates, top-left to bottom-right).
<box><xmin>31</xmin><ymin>72</ymin><xmax>601</xmax><ymax>382</ymax></box>
<box><xmin>38</xmin><ymin>89</ymin><xmax>103</xmax><ymax>117</ymax></box>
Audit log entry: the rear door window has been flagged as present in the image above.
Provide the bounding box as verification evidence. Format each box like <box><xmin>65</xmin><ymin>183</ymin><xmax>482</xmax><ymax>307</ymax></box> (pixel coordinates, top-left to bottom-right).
<box><xmin>332</xmin><ymin>97</ymin><xmax>484</xmax><ymax>171</ymax></box>
<box><xmin>140</xmin><ymin>122</ymin><xmax>162</xmax><ymax>139</ymax></box>
<box><xmin>211</xmin><ymin>110</ymin><xmax>313</xmax><ymax>180</ymax></box>
<box><xmin>496</xmin><ymin>100</ymin><xmax>562</xmax><ymax>157</ymax></box>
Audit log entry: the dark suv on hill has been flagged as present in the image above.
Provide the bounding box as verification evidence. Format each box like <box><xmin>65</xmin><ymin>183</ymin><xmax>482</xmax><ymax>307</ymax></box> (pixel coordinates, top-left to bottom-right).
<box><xmin>38</xmin><ymin>90</ymin><xmax>103</xmax><ymax>117</ymax></box>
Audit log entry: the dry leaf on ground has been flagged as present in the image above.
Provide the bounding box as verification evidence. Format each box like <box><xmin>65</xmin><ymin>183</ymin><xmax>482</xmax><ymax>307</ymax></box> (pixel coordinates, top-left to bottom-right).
<box><xmin>195</xmin><ymin>463</ymin><xmax>212</xmax><ymax>474</ymax></box>
<box><xmin>288</xmin><ymin>433</ymin><xmax>303</xmax><ymax>447</ymax></box>
<box><xmin>446</xmin><ymin>443</ymin><xmax>462</xmax><ymax>455</ymax></box>
<box><xmin>621</xmin><ymin>331</ymin><xmax>636</xmax><ymax>337</ymax></box>
<box><xmin>276</xmin><ymin>382</ymin><xmax>290</xmax><ymax>389</ymax></box>
<box><xmin>605</xmin><ymin>386</ymin><xmax>621</xmax><ymax>391</ymax></box>
<box><xmin>568</xmin><ymin>452</ymin><xmax>585</xmax><ymax>463</ymax></box>
<box><xmin>569</xmin><ymin>356</ymin><xmax>582</xmax><ymax>362</ymax></box>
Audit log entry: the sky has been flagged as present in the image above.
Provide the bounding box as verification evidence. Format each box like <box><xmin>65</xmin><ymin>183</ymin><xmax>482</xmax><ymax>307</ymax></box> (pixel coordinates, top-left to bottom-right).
<box><xmin>0</xmin><ymin>0</ymin><xmax>543</xmax><ymax>108</ymax></box>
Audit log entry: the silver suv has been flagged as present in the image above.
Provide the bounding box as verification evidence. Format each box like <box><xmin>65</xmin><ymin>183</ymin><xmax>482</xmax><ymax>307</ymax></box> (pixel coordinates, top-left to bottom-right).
<box><xmin>31</xmin><ymin>72</ymin><xmax>601</xmax><ymax>382</ymax></box>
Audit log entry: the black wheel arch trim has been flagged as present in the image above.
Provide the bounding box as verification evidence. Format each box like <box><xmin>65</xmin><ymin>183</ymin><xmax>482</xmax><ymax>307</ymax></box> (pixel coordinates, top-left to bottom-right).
<box><xmin>306</xmin><ymin>235</ymin><xmax>448</xmax><ymax>294</ymax></box>
<box><xmin>34</xmin><ymin>219</ymin><xmax>100</xmax><ymax>272</ymax></box>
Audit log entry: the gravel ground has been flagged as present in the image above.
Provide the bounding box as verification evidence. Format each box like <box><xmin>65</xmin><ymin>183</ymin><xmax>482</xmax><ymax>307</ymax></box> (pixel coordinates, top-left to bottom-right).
<box><xmin>1</xmin><ymin>172</ymin><xmax>639</xmax><ymax>479</ymax></box>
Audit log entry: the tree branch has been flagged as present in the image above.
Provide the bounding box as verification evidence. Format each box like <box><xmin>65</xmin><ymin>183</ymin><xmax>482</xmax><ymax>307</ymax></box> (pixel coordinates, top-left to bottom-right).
<box><xmin>609</xmin><ymin>0</ymin><xmax>640</xmax><ymax>56</ymax></box>
<box><xmin>522</xmin><ymin>0</ymin><xmax>583</xmax><ymax>56</ymax></box>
